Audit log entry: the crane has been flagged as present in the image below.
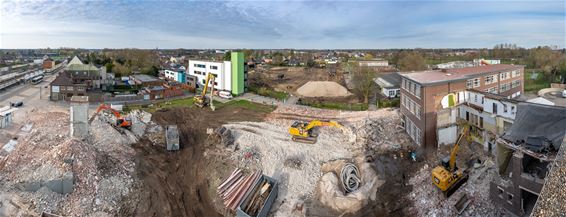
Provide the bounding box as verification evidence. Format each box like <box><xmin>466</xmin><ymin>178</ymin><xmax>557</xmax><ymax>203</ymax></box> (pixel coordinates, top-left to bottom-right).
<box><xmin>431</xmin><ymin>126</ymin><xmax>470</xmax><ymax>197</ymax></box>
<box><xmin>288</xmin><ymin>120</ymin><xmax>342</xmax><ymax>144</ymax></box>
<box><xmin>194</xmin><ymin>73</ymin><xmax>216</xmax><ymax>110</ymax></box>
<box><xmin>89</xmin><ymin>104</ymin><xmax>132</xmax><ymax>129</ymax></box>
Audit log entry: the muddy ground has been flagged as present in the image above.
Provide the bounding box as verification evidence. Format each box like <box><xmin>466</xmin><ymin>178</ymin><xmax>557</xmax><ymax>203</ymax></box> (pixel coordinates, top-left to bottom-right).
<box><xmin>124</xmin><ymin>105</ymin><xmax>273</xmax><ymax>217</ymax></box>
<box><xmin>250</xmin><ymin>66</ymin><xmax>345</xmax><ymax>95</ymax></box>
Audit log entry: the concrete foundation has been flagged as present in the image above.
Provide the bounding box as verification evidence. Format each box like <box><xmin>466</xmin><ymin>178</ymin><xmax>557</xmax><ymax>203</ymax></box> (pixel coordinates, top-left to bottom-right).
<box><xmin>70</xmin><ymin>96</ymin><xmax>89</xmax><ymax>138</ymax></box>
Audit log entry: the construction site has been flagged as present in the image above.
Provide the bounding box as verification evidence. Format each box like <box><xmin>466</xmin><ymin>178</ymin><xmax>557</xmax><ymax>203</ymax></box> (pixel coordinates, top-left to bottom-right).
<box><xmin>1</xmin><ymin>65</ymin><xmax>566</xmax><ymax>217</ymax></box>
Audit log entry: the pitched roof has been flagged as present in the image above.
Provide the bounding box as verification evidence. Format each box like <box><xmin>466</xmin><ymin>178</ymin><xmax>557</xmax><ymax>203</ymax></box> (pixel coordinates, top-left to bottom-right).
<box><xmin>68</xmin><ymin>56</ymin><xmax>83</xmax><ymax>65</ymax></box>
<box><xmin>375</xmin><ymin>72</ymin><xmax>401</xmax><ymax>88</ymax></box>
<box><xmin>400</xmin><ymin>64</ymin><xmax>523</xmax><ymax>86</ymax></box>
<box><xmin>50</xmin><ymin>73</ymin><xmax>73</xmax><ymax>86</ymax></box>
<box><xmin>66</xmin><ymin>64</ymin><xmax>99</xmax><ymax>72</ymax></box>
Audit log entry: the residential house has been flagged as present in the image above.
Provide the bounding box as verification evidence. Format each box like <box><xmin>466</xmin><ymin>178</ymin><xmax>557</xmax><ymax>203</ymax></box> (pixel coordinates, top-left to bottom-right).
<box><xmin>375</xmin><ymin>72</ymin><xmax>401</xmax><ymax>98</ymax></box>
<box><xmin>399</xmin><ymin>64</ymin><xmax>524</xmax><ymax>149</ymax></box>
<box><xmin>50</xmin><ymin>73</ymin><xmax>87</xmax><ymax>101</ymax></box>
<box><xmin>164</xmin><ymin>69</ymin><xmax>186</xmax><ymax>83</ymax></box>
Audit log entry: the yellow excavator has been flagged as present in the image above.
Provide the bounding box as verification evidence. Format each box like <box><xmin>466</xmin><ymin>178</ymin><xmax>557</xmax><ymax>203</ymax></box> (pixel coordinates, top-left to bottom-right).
<box><xmin>194</xmin><ymin>73</ymin><xmax>216</xmax><ymax>111</ymax></box>
<box><xmin>289</xmin><ymin>120</ymin><xmax>342</xmax><ymax>144</ymax></box>
<box><xmin>432</xmin><ymin>126</ymin><xmax>470</xmax><ymax>197</ymax></box>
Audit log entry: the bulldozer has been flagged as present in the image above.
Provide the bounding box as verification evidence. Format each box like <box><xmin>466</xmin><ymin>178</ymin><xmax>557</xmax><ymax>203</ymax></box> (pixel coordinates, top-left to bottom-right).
<box><xmin>194</xmin><ymin>73</ymin><xmax>216</xmax><ymax>111</ymax></box>
<box><xmin>89</xmin><ymin>104</ymin><xmax>132</xmax><ymax>130</ymax></box>
<box><xmin>288</xmin><ymin>120</ymin><xmax>342</xmax><ymax>144</ymax></box>
<box><xmin>431</xmin><ymin>126</ymin><xmax>470</xmax><ymax>197</ymax></box>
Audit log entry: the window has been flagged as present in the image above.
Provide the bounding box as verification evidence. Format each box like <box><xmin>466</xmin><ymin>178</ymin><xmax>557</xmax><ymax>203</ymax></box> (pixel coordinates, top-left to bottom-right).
<box><xmin>474</xmin><ymin>94</ymin><xmax>478</xmax><ymax>102</ymax></box>
<box><xmin>467</xmin><ymin>78</ymin><xmax>480</xmax><ymax>88</ymax></box>
<box><xmin>512</xmin><ymin>70</ymin><xmax>521</xmax><ymax>78</ymax></box>
<box><xmin>503</xmin><ymin>104</ymin><xmax>508</xmax><ymax>112</ymax></box>
<box><xmin>500</xmin><ymin>83</ymin><xmax>511</xmax><ymax>92</ymax></box>
<box><xmin>493</xmin><ymin>103</ymin><xmax>498</xmax><ymax>114</ymax></box>
<box><xmin>500</xmin><ymin>72</ymin><xmax>510</xmax><ymax>80</ymax></box>
<box><xmin>210</xmin><ymin>66</ymin><xmax>218</xmax><ymax>70</ymax></box>
<box><xmin>466</xmin><ymin>111</ymin><xmax>469</xmax><ymax>121</ymax></box>
<box><xmin>485</xmin><ymin>75</ymin><xmax>497</xmax><ymax>84</ymax></box>
<box><xmin>194</xmin><ymin>64</ymin><xmax>205</xmax><ymax>68</ymax></box>
<box><xmin>507</xmin><ymin>193</ymin><xmax>513</xmax><ymax>205</ymax></box>
<box><xmin>68</xmin><ymin>86</ymin><xmax>74</xmax><ymax>91</ymax></box>
<box><xmin>388</xmin><ymin>90</ymin><xmax>395</xmax><ymax>97</ymax></box>
<box><xmin>511</xmin><ymin>80</ymin><xmax>521</xmax><ymax>88</ymax></box>
<box><xmin>480</xmin><ymin>117</ymin><xmax>484</xmax><ymax>128</ymax></box>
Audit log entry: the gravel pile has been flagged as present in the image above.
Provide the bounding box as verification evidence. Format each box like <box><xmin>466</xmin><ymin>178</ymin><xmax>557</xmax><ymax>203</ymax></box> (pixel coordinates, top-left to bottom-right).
<box><xmin>296</xmin><ymin>81</ymin><xmax>352</xmax><ymax>97</ymax></box>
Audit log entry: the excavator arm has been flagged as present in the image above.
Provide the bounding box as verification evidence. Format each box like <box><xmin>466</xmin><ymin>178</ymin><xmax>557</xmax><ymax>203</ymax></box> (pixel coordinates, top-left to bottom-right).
<box><xmin>88</xmin><ymin>104</ymin><xmax>130</xmax><ymax>128</ymax></box>
<box><xmin>304</xmin><ymin>120</ymin><xmax>342</xmax><ymax>131</ymax></box>
<box><xmin>449</xmin><ymin>126</ymin><xmax>469</xmax><ymax>172</ymax></box>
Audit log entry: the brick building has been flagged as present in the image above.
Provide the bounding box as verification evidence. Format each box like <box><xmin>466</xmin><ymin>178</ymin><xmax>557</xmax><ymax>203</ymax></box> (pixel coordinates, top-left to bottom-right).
<box><xmin>398</xmin><ymin>64</ymin><xmax>524</xmax><ymax>149</ymax></box>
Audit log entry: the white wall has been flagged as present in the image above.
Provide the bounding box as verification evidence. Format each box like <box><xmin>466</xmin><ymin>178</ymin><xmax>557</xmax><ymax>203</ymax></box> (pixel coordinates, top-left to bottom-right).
<box><xmin>438</xmin><ymin>125</ymin><xmax>457</xmax><ymax>145</ymax></box>
<box><xmin>187</xmin><ymin>60</ymin><xmax>231</xmax><ymax>91</ymax></box>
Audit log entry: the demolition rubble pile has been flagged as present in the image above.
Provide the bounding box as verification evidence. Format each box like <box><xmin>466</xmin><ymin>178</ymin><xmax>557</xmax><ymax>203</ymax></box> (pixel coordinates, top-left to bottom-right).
<box><xmin>407</xmin><ymin>160</ymin><xmax>505</xmax><ymax>216</ymax></box>
<box><xmin>216</xmin><ymin>106</ymin><xmax>412</xmax><ymax>216</ymax></box>
<box><xmin>0</xmin><ymin>109</ymin><xmax>147</xmax><ymax>216</ymax></box>
<box><xmin>532</xmin><ymin>139</ymin><xmax>566</xmax><ymax>216</ymax></box>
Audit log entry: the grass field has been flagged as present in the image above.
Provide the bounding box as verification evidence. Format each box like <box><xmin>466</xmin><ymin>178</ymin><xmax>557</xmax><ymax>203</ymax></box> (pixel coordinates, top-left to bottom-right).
<box><xmin>248</xmin><ymin>86</ymin><xmax>289</xmax><ymax>100</ymax></box>
<box><xmin>524</xmin><ymin>70</ymin><xmax>551</xmax><ymax>93</ymax></box>
<box><xmin>124</xmin><ymin>98</ymin><xmax>275</xmax><ymax>113</ymax></box>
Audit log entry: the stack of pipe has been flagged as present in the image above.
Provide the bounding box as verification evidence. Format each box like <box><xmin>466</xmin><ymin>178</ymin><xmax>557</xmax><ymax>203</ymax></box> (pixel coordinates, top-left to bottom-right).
<box><xmin>217</xmin><ymin>168</ymin><xmax>262</xmax><ymax>211</ymax></box>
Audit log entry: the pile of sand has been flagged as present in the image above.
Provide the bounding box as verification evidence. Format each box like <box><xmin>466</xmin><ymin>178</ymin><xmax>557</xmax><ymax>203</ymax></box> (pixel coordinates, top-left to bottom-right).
<box><xmin>297</xmin><ymin>81</ymin><xmax>352</xmax><ymax>97</ymax></box>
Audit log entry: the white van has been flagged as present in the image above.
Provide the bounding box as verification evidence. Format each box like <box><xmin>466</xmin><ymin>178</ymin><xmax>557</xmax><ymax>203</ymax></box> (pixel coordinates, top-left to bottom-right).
<box><xmin>218</xmin><ymin>91</ymin><xmax>233</xmax><ymax>99</ymax></box>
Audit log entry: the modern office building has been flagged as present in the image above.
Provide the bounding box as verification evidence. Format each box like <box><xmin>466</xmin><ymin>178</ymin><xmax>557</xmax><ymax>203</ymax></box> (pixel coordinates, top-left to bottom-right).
<box><xmin>187</xmin><ymin>52</ymin><xmax>246</xmax><ymax>96</ymax></box>
<box><xmin>398</xmin><ymin>64</ymin><xmax>524</xmax><ymax>149</ymax></box>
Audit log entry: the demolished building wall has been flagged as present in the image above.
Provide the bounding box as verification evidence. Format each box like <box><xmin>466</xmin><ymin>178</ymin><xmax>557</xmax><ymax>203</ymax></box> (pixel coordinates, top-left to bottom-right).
<box><xmin>489</xmin><ymin>103</ymin><xmax>566</xmax><ymax>216</ymax></box>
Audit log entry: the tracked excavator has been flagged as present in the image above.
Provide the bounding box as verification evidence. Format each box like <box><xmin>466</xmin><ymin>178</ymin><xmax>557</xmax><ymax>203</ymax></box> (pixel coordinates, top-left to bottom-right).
<box><xmin>89</xmin><ymin>104</ymin><xmax>132</xmax><ymax>130</ymax></box>
<box><xmin>431</xmin><ymin>126</ymin><xmax>470</xmax><ymax>197</ymax></box>
<box><xmin>194</xmin><ymin>73</ymin><xmax>216</xmax><ymax>111</ymax></box>
<box><xmin>288</xmin><ymin>120</ymin><xmax>342</xmax><ymax>144</ymax></box>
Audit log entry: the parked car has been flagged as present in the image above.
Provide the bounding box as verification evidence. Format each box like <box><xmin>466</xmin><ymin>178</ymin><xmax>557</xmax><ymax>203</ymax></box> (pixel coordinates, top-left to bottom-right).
<box><xmin>218</xmin><ymin>91</ymin><xmax>233</xmax><ymax>99</ymax></box>
<box><xmin>10</xmin><ymin>101</ymin><xmax>23</xmax><ymax>107</ymax></box>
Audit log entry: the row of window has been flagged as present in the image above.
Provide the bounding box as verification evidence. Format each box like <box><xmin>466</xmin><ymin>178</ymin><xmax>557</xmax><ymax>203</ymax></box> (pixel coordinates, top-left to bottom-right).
<box><xmin>466</xmin><ymin>78</ymin><xmax>481</xmax><ymax>88</ymax></box>
<box><xmin>467</xmin><ymin>70</ymin><xmax>521</xmax><ymax>88</ymax></box>
<box><xmin>401</xmin><ymin>79</ymin><xmax>421</xmax><ymax>98</ymax></box>
<box><xmin>485</xmin><ymin>75</ymin><xmax>498</xmax><ymax>85</ymax></box>
<box><xmin>404</xmin><ymin>115</ymin><xmax>421</xmax><ymax>145</ymax></box>
<box><xmin>511</xmin><ymin>80</ymin><xmax>521</xmax><ymax>88</ymax></box>
<box><xmin>194</xmin><ymin>70</ymin><xmax>205</xmax><ymax>75</ymax></box>
<box><xmin>401</xmin><ymin>94</ymin><xmax>421</xmax><ymax>119</ymax></box>
<box><xmin>194</xmin><ymin>64</ymin><xmax>206</xmax><ymax>68</ymax></box>
<box><xmin>485</xmin><ymin>87</ymin><xmax>498</xmax><ymax>94</ymax></box>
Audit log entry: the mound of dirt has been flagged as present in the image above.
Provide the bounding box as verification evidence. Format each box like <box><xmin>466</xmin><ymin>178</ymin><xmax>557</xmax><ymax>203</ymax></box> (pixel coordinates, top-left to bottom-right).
<box><xmin>297</xmin><ymin>81</ymin><xmax>352</xmax><ymax>97</ymax></box>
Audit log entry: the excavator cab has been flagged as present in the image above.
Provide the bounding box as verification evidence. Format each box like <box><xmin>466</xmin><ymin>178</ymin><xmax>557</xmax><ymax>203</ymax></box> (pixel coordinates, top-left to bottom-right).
<box><xmin>431</xmin><ymin>126</ymin><xmax>470</xmax><ymax>197</ymax></box>
<box><xmin>289</xmin><ymin>120</ymin><xmax>341</xmax><ymax>144</ymax></box>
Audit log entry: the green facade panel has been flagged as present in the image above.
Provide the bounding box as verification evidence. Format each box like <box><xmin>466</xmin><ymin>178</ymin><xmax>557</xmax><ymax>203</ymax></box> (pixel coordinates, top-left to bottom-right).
<box><xmin>231</xmin><ymin>52</ymin><xmax>245</xmax><ymax>95</ymax></box>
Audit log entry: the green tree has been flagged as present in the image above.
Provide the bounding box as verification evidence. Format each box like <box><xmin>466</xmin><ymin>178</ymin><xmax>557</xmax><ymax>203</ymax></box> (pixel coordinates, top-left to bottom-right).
<box><xmin>105</xmin><ymin>62</ymin><xmax>114</xmax><ymax>72</ymax></box>
<box><xmin>397</xmin><ymin>51</ymin><xmax>427</xmax><ymax>71</ymax></box>
<box><xmin>350</xmin><ymin>65</ymin><xmax>377</xmax><ymax>103</ymax></box>
<box><xmin>223</xmin><ymin>51</ymin><xmax>232</xmax><ymax>61</ymax></box>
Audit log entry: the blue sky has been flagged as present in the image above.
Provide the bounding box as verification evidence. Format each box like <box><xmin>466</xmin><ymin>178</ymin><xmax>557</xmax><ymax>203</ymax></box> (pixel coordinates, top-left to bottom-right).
<box><xmin>1</xmin><ymin>0</ymin><xmax>565</xmax><ymax>49</ymax></box>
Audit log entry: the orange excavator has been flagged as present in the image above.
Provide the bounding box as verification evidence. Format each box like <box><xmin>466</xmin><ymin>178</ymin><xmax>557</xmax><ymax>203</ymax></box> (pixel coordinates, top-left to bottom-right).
<box><xmin>89</xmin><ymin>104</ymin><xmax>132</xmax><ymax>129</ymax></box>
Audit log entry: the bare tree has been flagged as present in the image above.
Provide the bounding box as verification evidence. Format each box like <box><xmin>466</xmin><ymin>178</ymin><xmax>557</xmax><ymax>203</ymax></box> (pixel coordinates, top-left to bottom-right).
<box><xmin>350</xmin><ymin>64</ymin><xmax>377</xmax><ymax>103</ymax></box>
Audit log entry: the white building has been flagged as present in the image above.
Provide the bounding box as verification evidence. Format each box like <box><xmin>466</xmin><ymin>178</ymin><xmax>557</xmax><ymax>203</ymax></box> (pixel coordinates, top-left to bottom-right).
<box><xmin>187</xmin><ymin>60</ymin><xmax>232</xmax><ymax>91</ymax></box>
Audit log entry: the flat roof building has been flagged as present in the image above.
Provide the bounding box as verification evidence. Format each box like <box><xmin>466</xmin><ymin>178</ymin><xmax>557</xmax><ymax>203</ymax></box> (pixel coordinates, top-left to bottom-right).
<box><xmin>399</xmin><ymin>64</ymin><xmax>524</xmax><ymax>149</ymax></box>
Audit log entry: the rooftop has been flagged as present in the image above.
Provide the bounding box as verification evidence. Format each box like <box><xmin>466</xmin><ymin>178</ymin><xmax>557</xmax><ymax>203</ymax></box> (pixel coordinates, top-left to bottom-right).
<box><xmin>50</xmin><ymin>73</ymin><xmax>74</xmax><ymax>86</ymax></box>
<box><xmin>375</xmin><ymin>72</ymin><xmax>402</xmax><ymax>88</ymax></box>
<box><xmin>400</xmin><ymin>64</ymin><xmax>523</xmax><ymax>85</ymax></box>
<box><xmin>131</xmin><ymin>74</ymin><xmax>159</xmax><ymax>82</ymax></box>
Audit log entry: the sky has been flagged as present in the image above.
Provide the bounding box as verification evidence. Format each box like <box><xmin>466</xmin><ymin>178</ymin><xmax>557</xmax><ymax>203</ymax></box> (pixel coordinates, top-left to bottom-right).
<box><xmin>0</xmin><ymin>0</ymin><xmax>565</xmax><ymax>49</ymax></box>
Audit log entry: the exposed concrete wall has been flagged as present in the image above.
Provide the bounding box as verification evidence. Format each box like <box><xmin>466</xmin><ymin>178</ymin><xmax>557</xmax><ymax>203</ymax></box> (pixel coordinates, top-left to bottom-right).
<box><xmin>70</xmin><ymin>96</ymin><xmax>89</xmax><ymax>138</ymax></box>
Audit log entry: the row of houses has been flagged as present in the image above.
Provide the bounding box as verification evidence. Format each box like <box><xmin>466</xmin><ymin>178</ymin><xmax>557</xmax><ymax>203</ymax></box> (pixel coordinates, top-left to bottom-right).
<box><xmin>50</xmin><ymin>52</ymin><xmax>247</xmax><ymax>102</ymax></box>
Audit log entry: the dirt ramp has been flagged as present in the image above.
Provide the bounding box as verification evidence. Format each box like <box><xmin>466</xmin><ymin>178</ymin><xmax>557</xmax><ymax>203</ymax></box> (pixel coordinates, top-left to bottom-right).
<box><xmin>297</xmin><ymin>81</ymin><xmax>352</xmax><ymax>97</ymax></box>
